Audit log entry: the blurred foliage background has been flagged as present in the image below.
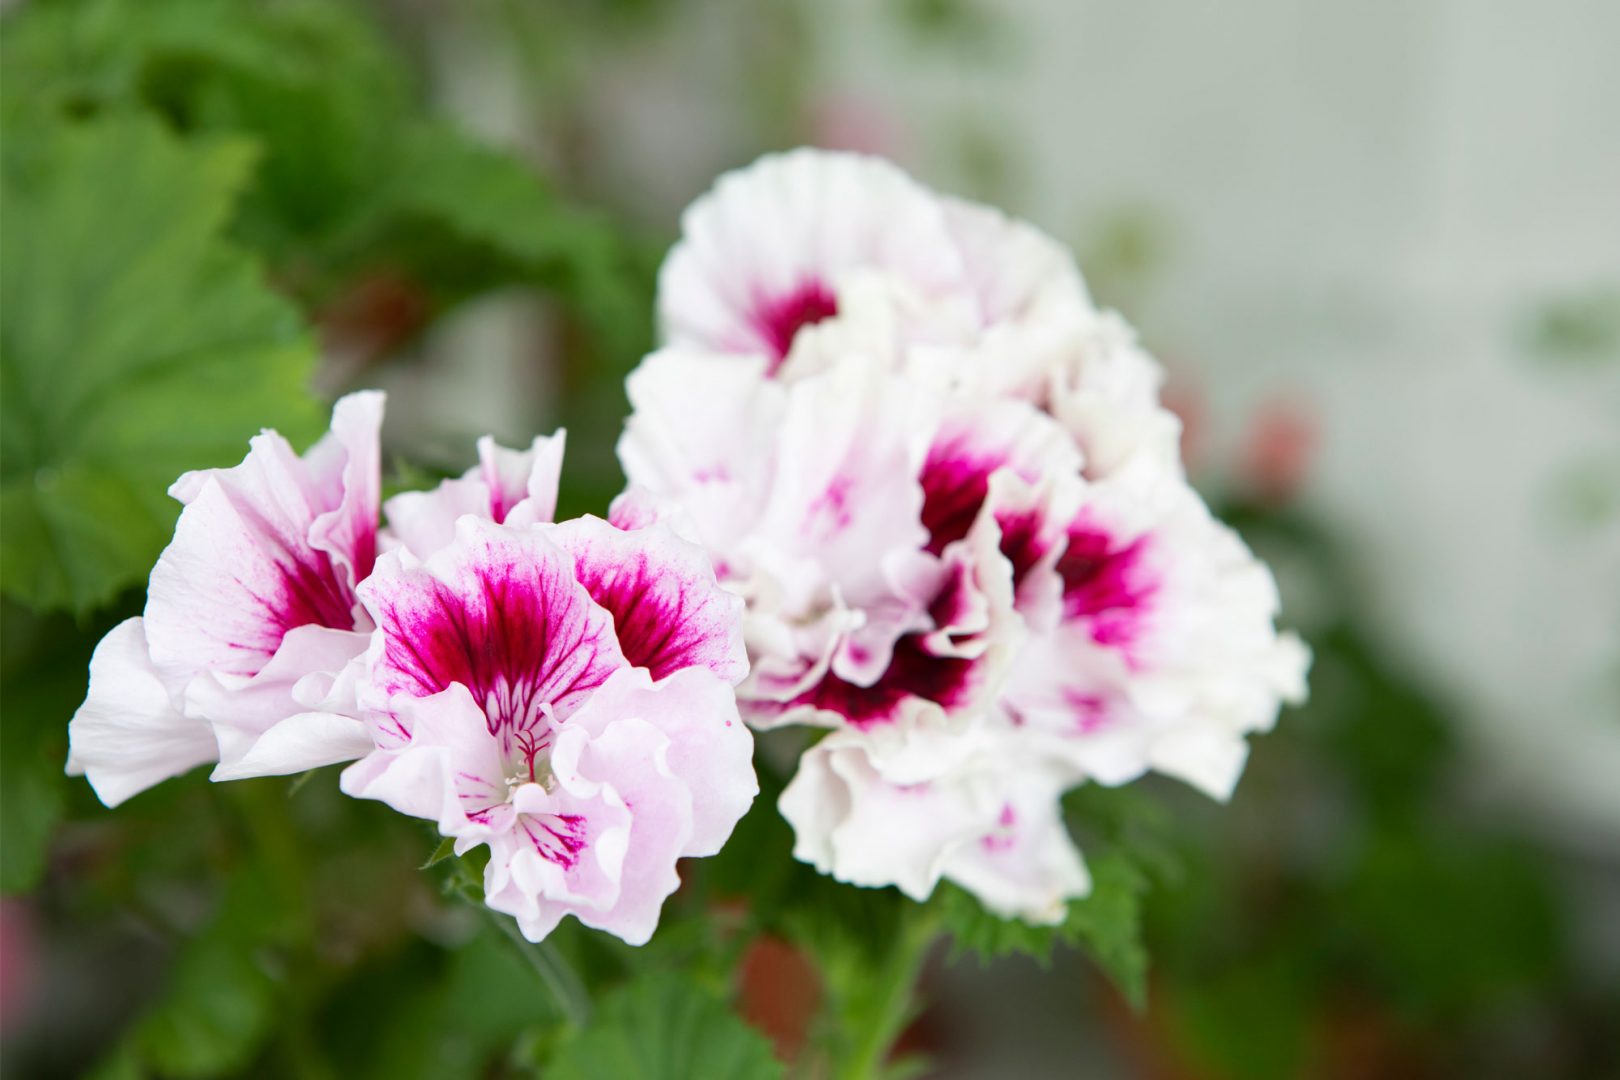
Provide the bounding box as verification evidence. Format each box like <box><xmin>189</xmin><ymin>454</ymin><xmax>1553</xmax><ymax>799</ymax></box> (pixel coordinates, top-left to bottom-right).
<box><xmin>2</xmin><ymin>1</ymin><xmax>1617</xmax><ymax>1077</ymax></box>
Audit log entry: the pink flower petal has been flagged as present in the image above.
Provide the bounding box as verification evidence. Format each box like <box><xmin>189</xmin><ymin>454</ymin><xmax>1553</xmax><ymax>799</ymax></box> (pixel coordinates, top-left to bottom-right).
<box><xmin>549</xmin><ymin>516</ymin><xmax>746</xmax><ymax>685</ymax></box>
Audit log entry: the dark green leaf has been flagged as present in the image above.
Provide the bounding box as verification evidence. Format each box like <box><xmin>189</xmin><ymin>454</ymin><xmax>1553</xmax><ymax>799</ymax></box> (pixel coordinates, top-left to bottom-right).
<box><xmin>0</xmin><ymin>602</ymin><xmax>105</xmax><ymax>891</ymax></box>
<box><xmin>0</xmin><ymin>113</ymin><xmax>321</xmax><ymax>613</ymax></box>
<box><xmin>101</xmin><ymin>866</ymin><xmax>292</xmax><ymax>1078</ymax></box>
<box><xmin>545</xmin><ymin>971</ymin><xmax>783</xmax><ymax>1080</ymax></box>
<box><xmin>937</xmin><ymin>852</ymin><xmax>1151</xmax><ymax>1008</ymax></box>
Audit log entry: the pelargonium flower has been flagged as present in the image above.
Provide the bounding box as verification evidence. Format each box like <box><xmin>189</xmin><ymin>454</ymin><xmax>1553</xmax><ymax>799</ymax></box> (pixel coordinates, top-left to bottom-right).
<box><xmin>339</xmin><ymin>515</ymin><xmax>755</xmax><ymax>944</ymax></box>
<box><xmin>67</xmin><ymin>390</ymin><xmax>758</xmax><ymax>947</ymax></box>
<box><xmin>67</xmin><ymin>392</ymin><xmax>384</xmax><ymax>806</ymax></box>
<box><xmin>658</xmin><ymin>149</ymin><xmax>1178</xmax><ymax>484</ymax></box>
<box><xmin>625</xmin><ymin>148</ymin><xmax>1310</xmax><ymax>923</ymax></box>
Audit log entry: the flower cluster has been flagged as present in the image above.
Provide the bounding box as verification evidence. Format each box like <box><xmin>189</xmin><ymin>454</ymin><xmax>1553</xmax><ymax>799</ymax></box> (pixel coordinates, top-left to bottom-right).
<box><xmin>618</xmin><ymin>150</ymin><xmax>1309</xmax><ymax>923</ymax></box>
<box><xmin>67</xmin><ymin>394</ymin><xmax>757</xmax><ymax>945</ymax></box>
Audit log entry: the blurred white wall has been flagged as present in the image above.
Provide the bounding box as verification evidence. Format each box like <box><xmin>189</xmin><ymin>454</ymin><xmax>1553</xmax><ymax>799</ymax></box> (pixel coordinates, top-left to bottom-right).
<box><xmin>816</xmin><ymin>0</ymin><xmax>1620</xmax><ymax>842</ymax></box>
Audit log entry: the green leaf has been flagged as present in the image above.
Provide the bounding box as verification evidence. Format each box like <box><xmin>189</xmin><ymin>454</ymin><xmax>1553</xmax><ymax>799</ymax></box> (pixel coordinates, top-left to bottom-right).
<box><xmin>0</xmin><ymin>706</ymin><xmax>67</xmax><ymax>892</ymax></box>
<box><xmin>936</xmin><ymin>852</ymin><xmax>1152</xmax><ymax>1009</ymax></box>
<box><xmin>545</xmin><ymin>971</ymin><xmax>783</xmax><ymax>1080</ymax></box>
<box><xmin>1060</xmin><ymin>853</ymin><xmax>1151</xmax><ymax>1008</ymax></box>
<box><xmin>352</xmin><ymin>121</ymin><xmax>653</xmax><ymax>356</ymax></box>
<box><xmin>0</xmin><ymin>113</ymin><xmax>321</xmax><ymax>613</ymax></box>
<box><xmin>2</xmin><ymin>0</ymin><xmax>651</xmax><ymax>347</ymax></box>
<box><xmin>101</xmin><ymin>866</ymin><xmax>292</xmax><ymax>1078</ymax></box>
<box><xmin>0</xmin><ymin>601</ymin><xmax>103</xmax><ymax>892</ymax></box>
<box><xmin>420</xmin><ymin>836</ymin><xmax>457</xmax><ymax>870</ymax></box>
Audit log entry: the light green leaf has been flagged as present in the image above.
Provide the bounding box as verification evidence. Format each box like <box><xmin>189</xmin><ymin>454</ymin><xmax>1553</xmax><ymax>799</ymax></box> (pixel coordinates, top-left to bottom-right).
<box><xmin>545</xmin><ymin>971</ymin><xmax>783</xmax><ymax>1080</ymax></box>
<box><xmin>420</xmin><ymin>835</ymin><xmax>458</xmax><ymax>870</ymax></box>
<box><xmin>0</xmin><ymin>114</ymin><xmax>321</xmax><ymax>613</ymax></box>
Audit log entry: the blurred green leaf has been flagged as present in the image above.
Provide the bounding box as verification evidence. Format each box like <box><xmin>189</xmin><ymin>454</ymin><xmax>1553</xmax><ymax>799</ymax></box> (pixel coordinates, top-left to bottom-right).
<box><xmin>545</xmin><ymin>970</ymin><xmax>783</xmax><ymax>1080</ymax></box>
<box><xmin>1523</xmin><ymin>286</ymin><xmax>1620</xmax><ymax>368</ymax></box>
<box><xmin>0</xmin><ymin>113</ymin><xmax>321</xmax><ymax>613</ymax></box>
<box><xmin>103</xmin><ymin>867</ymin><xmax>291</xmax><ymax>1078</ymax></box>
<box><xmin>1</xmin><ymin>599</ymin><xmax>119</xmax><ymax>893</ymax></box>
<box><xmin>1164</xmin><ymin>952</ymin><xmax>1315</xmax><ymax>1080</ymax></box>
<box><xmin>0</xmin><ymin>0</ymin><xmax>409</xmax><ymax>271</ymax></box>
<box><xmin>2</xmin><ymin>0</ymin><xmax>652</xmax><ymax>353</ymax></box>
<box><xmin>1338</xmin><ymin>828</ymin><xmax>1563</xmax><ymax>1017</ymax></box>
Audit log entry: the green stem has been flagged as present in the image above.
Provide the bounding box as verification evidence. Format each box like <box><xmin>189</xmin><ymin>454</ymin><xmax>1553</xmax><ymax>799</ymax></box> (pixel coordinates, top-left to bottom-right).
<box><xmin>839</xmin><ymin>906</ymin><xmax>940</xmax><ymax>1080</ymax></box>
<box><xmin>484</xmin><ymin>907</ymin><xmax>592</xmax><ymax>1029</ymax></box>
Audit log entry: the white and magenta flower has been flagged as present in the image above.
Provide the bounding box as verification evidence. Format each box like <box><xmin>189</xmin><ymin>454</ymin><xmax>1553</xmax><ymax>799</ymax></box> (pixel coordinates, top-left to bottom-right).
<box><xmin>628</xmin><ymin>148</ymin><xmax>1310</xmax><ymax>923</ymax></box>
<box><xmin>339</xmin><ymin>515</ymin><xmax>755</xmax><ymax>945</ymax></box>
<box><xmin>998</xmin><ymin>457</ymin><xmax>1311</xmax><ymax>800</ymax></box>
<box><xmin>67</xmin><ymin>391</ymin><xmax>384</xmax><ymax>806</ymax></box>
<box><xmin>658</xmin><ymin>149</ymin><xmax>973</xmax><ymax>374</ymax></box>
<box><xmin>68</xmin><ymin>389</ymin><xmax>757</xmax><ymax>948</ymax></box>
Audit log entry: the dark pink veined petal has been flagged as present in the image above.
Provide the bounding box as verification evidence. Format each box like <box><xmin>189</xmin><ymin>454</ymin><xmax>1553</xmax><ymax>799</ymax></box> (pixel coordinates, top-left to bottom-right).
<box><xmin>549</xmin><ymin>517</ymin><xmax>747</xmax><ymax>686</ymax></box>
<box><xmin>919</xmin><ymin>438</ymin><xmax>1005</xmax><ymax>556</ymax></box>
<box><xmin>917</xmin><ymin>401</ymin><xmax>1081</xmax><ymax>598</ymax></box>
<box><xmin>359</xmin><ymin>518</ymin><xmax>628</xmax><ymax>735</ymax></box>
<box><xmin>1056</xmin><ymin>517</ymin><xmax>1158</xmax><ymax>651</ymax></box>
<box><xmin>789</xmin><ymin>632</ymin><xmax>981</xmax><ymax>731</ymax></box>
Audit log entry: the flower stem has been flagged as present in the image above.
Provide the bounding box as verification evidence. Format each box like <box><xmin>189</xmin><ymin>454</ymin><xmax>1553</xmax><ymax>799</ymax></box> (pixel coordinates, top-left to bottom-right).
<box><xmin>485</xmin><ymin>908</ymin><xmax>592</xmax><ymax>1029</ymax></box>
<box><xmin>839</xmin><ymin>905</ymin><xmax>940</xmax><ymax>1080</ymax></box>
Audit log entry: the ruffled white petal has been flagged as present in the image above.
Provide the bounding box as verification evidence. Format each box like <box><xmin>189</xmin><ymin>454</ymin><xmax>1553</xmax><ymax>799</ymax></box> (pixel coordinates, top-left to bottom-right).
<box><xmin>385</xmin><ymin>431</ymin><xmax>566</xmax><ymax>558</ymax></box>
<box><xmin>66</xmin><ymin>619</ymin><xmax>215</xmax><ymax>807</ymax></box>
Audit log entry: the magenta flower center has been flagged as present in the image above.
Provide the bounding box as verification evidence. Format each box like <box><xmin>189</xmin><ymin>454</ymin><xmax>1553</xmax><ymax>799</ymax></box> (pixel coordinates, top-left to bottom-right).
<box><xmin>262</xmin><ymin>550</ymin><xmax>360</xmax><ymax>638</ymax></box>
<box><xmin>373</xmin><ymin>564</ymin><xmax>618</xmax><ymax>743</ymax></box>
<box><xmin>755</xmin><ymin>280</ymin><xmax>838</xmax><ymax>371</ymax></box>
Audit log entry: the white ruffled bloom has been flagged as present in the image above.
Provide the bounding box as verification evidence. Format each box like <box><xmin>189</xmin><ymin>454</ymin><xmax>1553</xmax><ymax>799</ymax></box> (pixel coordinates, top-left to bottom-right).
<box><xmin>67</xmin><ymin>392</ymin><xmax>386</xmax><ymax>805</ymax></box>
<box><xmin>627</xmin><ymin>148</ymin><xmax>1309</xmax><ymax>923</ymax></box>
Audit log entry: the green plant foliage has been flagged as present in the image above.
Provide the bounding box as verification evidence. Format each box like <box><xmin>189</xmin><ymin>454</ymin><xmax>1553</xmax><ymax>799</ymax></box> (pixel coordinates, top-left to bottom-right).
<box><xmin>544</xmin><ymin>971</ymin><xmax>784</xmax><ymax>1080</ymax></box>
<box><xmin>93</xmin><ymin>866</ymin><xmax>291</xmax><ymax>1078</ymax></box>
<box><xmin>936</xmin><ymin>851</ymin><xmax>1152</xmax><ymax>1008</ymax></box>
<box><xmin>932</xmin><ymin>782</ymin><xmax>1180</xmax><ymax>1008</ymax></box>
<box><xmin>0</xmin><ymin>604</ymin><xmax>95</xmax><ymax>891</ymax></box>
<box><xmin>2</xmin><ymin>0</ymin><xmax>652</xmax><ymax>352</ymax></box>
<box><xmin>0</xmin><ymin>113</ymin><xmax>321</xmax><ymax>614</ymax></box>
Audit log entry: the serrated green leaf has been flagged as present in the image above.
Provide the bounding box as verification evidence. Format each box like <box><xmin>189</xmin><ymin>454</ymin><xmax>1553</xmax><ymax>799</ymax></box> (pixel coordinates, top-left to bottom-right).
<box><xmin>1062</xmin><ymin>853</ymin><xmax>1151</xmax><ymax>1008</ymax></box>
<box><xmin>354</xmin><ymin>120</ymin><xmax>653</xmax><ymax>357</ymax></box>
<box><xmin>2</xmin><ymin>0</ymin><xmax>650</xmax><ymax>331</ymax></box>
<box><xmin>937</xmin><ymin>852</ymin><xmax>1151</xmax><ymax>1008</ymax></box>
<box><xmin>545</xmin><ymin>971</ymin><xmax>783</xmax><ymax>1080</ymax></box>
<box><xmin>0</xmin><ymin>113</ymin><xmax>321</xmax><ymax>613</ymax></box>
